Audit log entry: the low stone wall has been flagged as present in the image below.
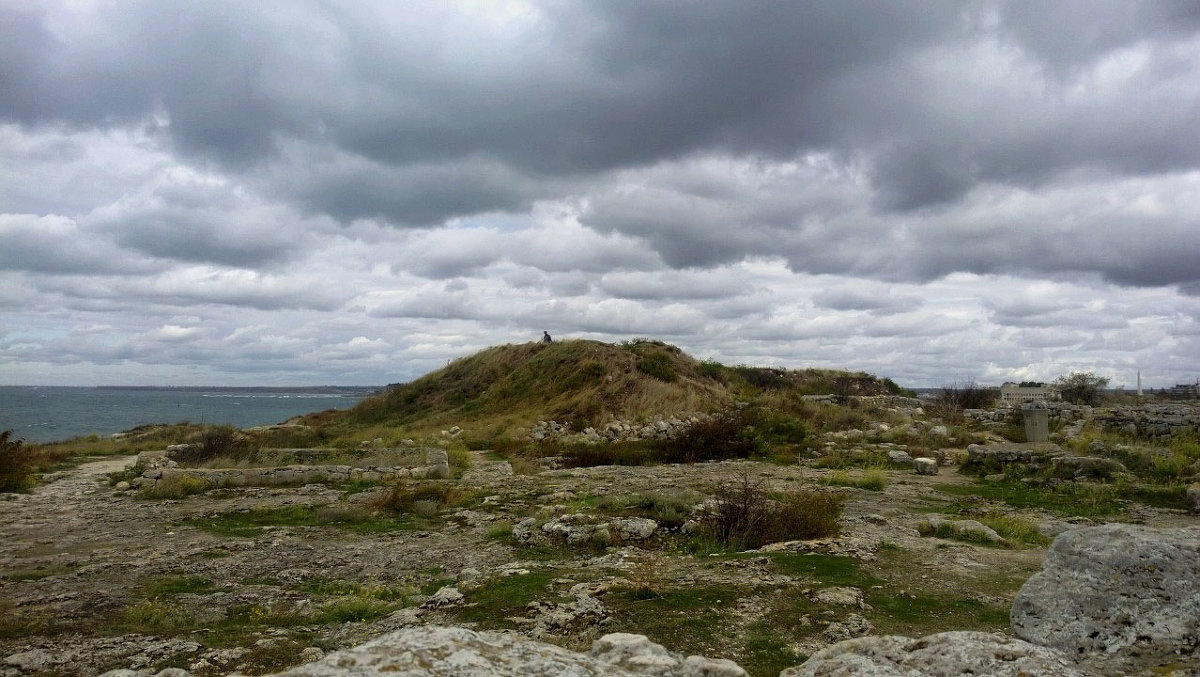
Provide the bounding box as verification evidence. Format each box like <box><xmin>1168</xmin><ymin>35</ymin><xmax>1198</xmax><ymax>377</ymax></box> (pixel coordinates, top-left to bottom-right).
<box><xmin>849</xmin><ymin>395</ymin><xmax>924</xmax><ymax>409</ymax></box>
<box><xmin>964</xmin><ymin>402</ymin><xmax>1200</xmax><ymax>439</ymax></box>
<box><xmin>1094</xmin><ymin>402</ymin><xmax>1200</xmax><ymax>438</ymax></box>
<box><xmin>131</xmin><ymin>449</ymin><xmax>450</xmax><ymax>490</ymax></box>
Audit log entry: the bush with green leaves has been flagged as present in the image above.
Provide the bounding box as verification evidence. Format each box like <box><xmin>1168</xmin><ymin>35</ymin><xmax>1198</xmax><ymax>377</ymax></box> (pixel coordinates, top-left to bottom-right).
<box><xmin>1053</xmin><ymin>372</ymin><xmax>1109</xmax><ymax>406</ymax></box>
<box><xmin>0</xmin><ymin>430</ymin><xmax>37</xmax><ymax>493</ymax></box>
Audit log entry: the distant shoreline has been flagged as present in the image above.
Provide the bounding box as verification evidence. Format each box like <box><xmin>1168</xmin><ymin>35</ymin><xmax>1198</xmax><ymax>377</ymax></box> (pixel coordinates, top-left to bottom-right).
<box><xmin>91</xmin><ymin>385</ymin><xmax>381</xmax><ymax>395</ymax></box>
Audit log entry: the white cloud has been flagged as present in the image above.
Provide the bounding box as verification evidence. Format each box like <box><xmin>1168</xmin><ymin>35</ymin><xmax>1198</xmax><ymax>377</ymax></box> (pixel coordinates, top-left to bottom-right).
<box><xmin>1</xmin><ymin>2</ymin><xmax>1199</xmax><ymax>388</ymax></box>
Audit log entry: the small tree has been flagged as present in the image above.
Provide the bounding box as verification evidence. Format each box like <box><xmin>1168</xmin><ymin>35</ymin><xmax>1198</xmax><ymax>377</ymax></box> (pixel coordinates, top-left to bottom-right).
<box><xmin>1053</xmin><ymin>372</ymin><xmax>1109</xmax><ymax>406</ymax></box>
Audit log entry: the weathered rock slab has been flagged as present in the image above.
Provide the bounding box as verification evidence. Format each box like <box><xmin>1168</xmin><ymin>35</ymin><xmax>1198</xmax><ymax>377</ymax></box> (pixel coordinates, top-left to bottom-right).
<box><xmin>1010</xmin><ymin>524</ymin><xmax>1200</xmax><ymax>664</ymax></box>
<box><xmin>912</xmin><ymin>457</ymin><xmax>938</xmax><ymax>475</ymax></box>
<box><xmin>271</xmin><ymin>625</ymin><xmax>745</xmax><ymax>676</ymax></box>
<box><xmin>781</xmin><ymin>631</ymin><xmax>1090</xmax><ymax>676</ymax></box>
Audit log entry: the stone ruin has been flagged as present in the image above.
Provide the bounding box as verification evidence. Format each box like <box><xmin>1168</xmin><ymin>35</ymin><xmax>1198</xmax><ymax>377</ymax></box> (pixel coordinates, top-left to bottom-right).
<box><xmin>95</xmin><ymin>524</ymin><xmax>1200</xmax><ymax>676</ymax></box>
<box><xmin>127</xmin><ymin>447</ymin><xmax>450</xmax><ymax>492</ymax></box>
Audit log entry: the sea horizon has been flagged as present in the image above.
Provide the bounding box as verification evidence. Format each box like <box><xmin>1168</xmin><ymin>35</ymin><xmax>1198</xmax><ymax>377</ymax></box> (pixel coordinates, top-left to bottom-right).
<box><xmin>0</xmin><ymin>385</ymin><xmax>377</xmax><ymax>444</ymax></box>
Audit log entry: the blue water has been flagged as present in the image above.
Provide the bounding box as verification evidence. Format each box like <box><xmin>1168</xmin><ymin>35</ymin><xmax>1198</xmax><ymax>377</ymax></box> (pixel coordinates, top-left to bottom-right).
<box><xmin>0</xmin><ymin>386</ymin><xmax>372</xmax><ymax>443</ymax></box>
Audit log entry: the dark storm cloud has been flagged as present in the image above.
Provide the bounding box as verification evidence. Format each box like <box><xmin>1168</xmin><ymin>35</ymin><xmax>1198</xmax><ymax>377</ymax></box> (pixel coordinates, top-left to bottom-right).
<box><xmin>5</xmin><ymin>1</ymin><xmax>1198</xmax><ymax>232</ymax></box>
<box><xmin>0</xmin><ymin>2</ymin><xmax>949</xmax><ymax>216</ymax></box>
<box><xmin>812</xmin><ymin>288</ymin><xmax>925</xmax><ymax>315</ymax></box>
<box><xmin>0</xmin><ymin>214</ymin><xmax>160</xmax><ymax>275</ymax></box>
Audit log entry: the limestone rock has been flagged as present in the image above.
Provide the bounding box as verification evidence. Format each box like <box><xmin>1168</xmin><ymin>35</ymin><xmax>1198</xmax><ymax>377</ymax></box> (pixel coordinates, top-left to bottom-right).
<box><xmin>512</xmin><ymin>517</ymin><xmax>539</xmax><ymax>543</ymax></box>
<box><xmin>424</xmin><ymin>449</ymin><xmax>451</xmax><ymax>479</ymax></box>
<box><xmin>812</xmin><ymin>586</ymin><xmax>865</xmax><ymax>608</ymax></box>
<box><xmin>270</xmin><ymin>625</ymin><xmax>745</xmax><ymax>676</ymax></box>
<box><xmin>1010</xmin><ymin>524</ymin><xmax>1200</xmax><ymax>665</ymax></box>
<box><xmin>1186</xmin><ymin>483</ymin><xmax>1200</xmax><ymax>514</ymax></box>
<box><xmin>423</xmin><ymin>586</ymin><xmax>464</xmax><ymax>607</ymax></box>
<box><xmin>918</xmin><ymin>516</ymin><xmax>1004</xmax><ymax>544</ymax></box>
<box><xmin>1051</xmin><ymin>455</ymin><xmax>1127</xmax><ymax>479</ymax></box>
<box><xmin>886</xmin><ymin>450</ymin><xmax>912</xmax><ymax>466</ymax></box>
<box><xmin>821</xmin><ymin>613</ymin><xmax>875</xmax><ymax>643</ymax></box>
<box><xmin>590</xmin><ymin>633</ymin><xmax>746</xmax><ymax>677</ymax></box>
<box><xmin>912</xmin><ymin>457</ymin><xmax>938</xmax><ymax>475</ymax></box>
<box><xmin>609</xmin><ymin>517</ymin><xmax>658</xmax><ymax>542</ymax></box>
<box><xmin>781</xmin><ymin>632</ymin><xmax>1089</xmax><ymax>676</ymax></box>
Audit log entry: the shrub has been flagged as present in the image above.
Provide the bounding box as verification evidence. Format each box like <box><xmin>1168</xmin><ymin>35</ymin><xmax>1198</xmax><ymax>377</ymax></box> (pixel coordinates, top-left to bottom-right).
<box><xmin>636</xmin><ymin>350</ymin><xmax>678</xmax><ymax>382</ymax></box>
<box><xmin>317</xmin><ymin>598</ymin><xmax>394</xmax><ymax>624</ymax></box>
<box><xmin>107</xmin><ymin>459</ymin><xmax>147</xmax><ymax>487</ymax></box>
<box><xmin>123</xmin><ymin>598</ymin><xmax>194</xmax><ymax>632</ymax></box>
<box><xmin>372</xmin><ymin>480</ymin><xmax>470</xmax><ymax>515</ymax></box>
<box><xmin>730</xmin><ymin>366</ymin><xmax>788</xmax><ymax>391</ymax></box>
<box><xmin>559</xmin><ymin>440</ymin><xmax>655</xmax><ymax>468</ymax></box>
<box><xmin>701</xmin><ymin>473</ymin><xmax>841</xmax><ymax>550</ymax></box>
<box><xmin>169</xmin><ymin>425</ymin><xmax>249</xmax><ymax>466</ymax></box>
<box><xmin>447</xmin><ymin>445</ymin><xmax>472</xmax><ymax>474</ymax></box>
<box><xmin>931</xmin><ymin>379</ymin><xmax>998</xmax><ymax>420</ymax></box>
<box><xmin>656</xmin><ymin>410</ymin><xmax>764</xmax><ymax>463</ymax></box>
<box><xmin>139</xmin><ymin>473</ymin><xmax>209</xmax><ymax>499</ymax></box>
<box><xmin>0</xmin><ymin>430</ymin><xmax>37</xmax><ymax>493</ymax></box>
<box><xmin>617</xmin><ymin>490</ymin><xmax>703</xmax><ymax>529</ymax></box>
<box><xmin>697</xmin><ymin>360</ymin><xmax>725</xmax><ymax>381</ymax></box>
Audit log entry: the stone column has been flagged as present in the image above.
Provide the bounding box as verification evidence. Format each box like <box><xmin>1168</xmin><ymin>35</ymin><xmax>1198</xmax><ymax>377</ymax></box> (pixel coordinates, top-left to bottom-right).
<box><xmin>1022</xmin><ymin>405</ymin><xmax>1050</xmax><ymax>443</ymax></box>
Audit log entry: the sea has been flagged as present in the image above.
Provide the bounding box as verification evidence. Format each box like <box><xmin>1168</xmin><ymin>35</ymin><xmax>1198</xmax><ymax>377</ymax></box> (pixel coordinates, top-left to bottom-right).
<box><xmin>0</xmin><ymin>386</ymin><xmax>377</xmax><ymax>443</ymax></box>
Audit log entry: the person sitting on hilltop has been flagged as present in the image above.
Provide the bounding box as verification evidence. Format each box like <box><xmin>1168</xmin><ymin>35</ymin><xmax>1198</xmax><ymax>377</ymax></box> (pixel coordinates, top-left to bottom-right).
<box><xmin>543</xmin><ymin>331</ymin><xmax>552</xmax><ymax>343</ymax></box>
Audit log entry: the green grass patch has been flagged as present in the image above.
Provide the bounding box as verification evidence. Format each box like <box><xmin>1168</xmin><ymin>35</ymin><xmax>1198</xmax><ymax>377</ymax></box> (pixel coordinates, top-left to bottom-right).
<box><xmin>740</xmin><ymin>627</ymin><xmax>807</xmax><ymax>677</ymax></box>
<box><xmin>146</xmin><ymin>575</ymin><xmax>214</xmax><ymax>596</ymax></box>
<box><xmin>300</xmin><ymin>579</ymin><xmax>411</xmax><ymax>602</ymax></box>
<box><xmin>1124</xmin><ymin>484</ymin><xmax>1190</xmax><ymax>510</ymax></box>
<box><xmin>1</xmin><ymin>565</ymin><xmax>79</xmax><ymax>581</ymax></box>
<box><xmin>121</xmin><ymin>598</ymin><xmax>196</xmax><ymax>633</ymax></box>
<box><xmin>934</xmin><ymin>479</ymin><xmax>1127</xmax><ymax>517</ymax></box>
<box><xmin>453</xmin><ymin>570</ymin><xmax>554</xmax><ymax>627</ymax></box>
<box><xmin>975</xmin><ymin>513</ymin><xmax>1051</xmax><ymax>547</ymax></box>
<box><xmin>824</xmin><ymin>469</ymin><xmax>887</xmax><ymax>491</ymax></box>
<box><xmin>605</xmin><ymin>585</ymin><xmax>737</xmax><ymax>662</ymax></box>
<box><xmin>0</xmin><ymin>606</ymin><xmax>56</xmax><ymax>639</ymax></box>
<box><xmin>234</xmin><ymin>638</ymin><xmax>310</xmax><ymax>675</ymax></box>
<box><xmin>867</xmin><ymin>593</ymin><xmax>1010</xmax><ymax>636</ymax></box>
<box><xmin>764</xmin><ymin>553</ymin><xmax>881</xmax><ymax>588</ymax></box>
<box><xmin>314</xmin><ymin>598</ymin><xmax>394</xmax><ymax>624</ymax></box>
<box><xmin>183</xmin><ymin>505</ymin><xmax>417</xmax><ymax>537</ymax></box>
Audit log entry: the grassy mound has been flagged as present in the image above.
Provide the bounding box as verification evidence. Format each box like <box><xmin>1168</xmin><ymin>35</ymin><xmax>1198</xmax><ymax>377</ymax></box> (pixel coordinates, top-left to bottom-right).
<box><xmin>315</xmin><ymin>339</ymin><xmax>903</xmax><ymax>439</ymax></box>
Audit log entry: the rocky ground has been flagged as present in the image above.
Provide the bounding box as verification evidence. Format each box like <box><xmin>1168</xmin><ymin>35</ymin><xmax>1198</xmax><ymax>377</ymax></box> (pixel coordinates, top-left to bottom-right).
<box><xmin>2</xmin><ymin>443</ymin><xmax>1197</xmax><ymax>676</ymax></box>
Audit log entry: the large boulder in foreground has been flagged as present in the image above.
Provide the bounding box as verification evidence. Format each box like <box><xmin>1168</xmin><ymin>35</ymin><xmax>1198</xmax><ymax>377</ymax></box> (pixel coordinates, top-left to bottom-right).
<box><xmin>273</xmin><ymin>625</ymin><xmax>746</xmax><ymax>676</ymax></box>
<box><xmin>1010</xmin><ymin>524</ymin><xmax>1200</xmax><ymax>666</ymax></box>
<box><xmin>780</xmin><ymin>632</ymin><xmax>1089</xmax><ymax>676</ymax></box>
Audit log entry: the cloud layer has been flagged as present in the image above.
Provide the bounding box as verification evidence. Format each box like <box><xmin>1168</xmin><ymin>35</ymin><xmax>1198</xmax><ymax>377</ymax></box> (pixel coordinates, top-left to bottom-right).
<box><xmin>2</xmin><ymin>1</ymin><xmax>1198</xmax><ymax>387</ymax></box>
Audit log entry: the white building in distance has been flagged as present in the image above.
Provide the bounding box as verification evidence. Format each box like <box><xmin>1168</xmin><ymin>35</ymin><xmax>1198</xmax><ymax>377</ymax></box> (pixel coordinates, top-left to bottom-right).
<box><xmin>999</xmin><ymin>382</ymin><xmax>1060</xmax><ymax>406</ymax></box>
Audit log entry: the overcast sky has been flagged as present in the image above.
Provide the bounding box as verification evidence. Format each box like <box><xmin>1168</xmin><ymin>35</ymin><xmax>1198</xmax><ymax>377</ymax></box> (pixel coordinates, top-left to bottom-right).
<box><xmin>2</xmin><ymin>1</ymin><xmax>1199</xmax><ymax>388</ymax></box>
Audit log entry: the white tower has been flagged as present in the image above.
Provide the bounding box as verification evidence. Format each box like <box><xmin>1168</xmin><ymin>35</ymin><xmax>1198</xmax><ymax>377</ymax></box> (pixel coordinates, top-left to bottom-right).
<box><xmin>1137</xmin><ymin>370</ymin><xmax>1143</xmax><ymax>397</ymax></box>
